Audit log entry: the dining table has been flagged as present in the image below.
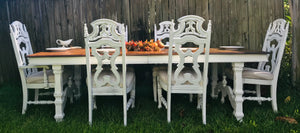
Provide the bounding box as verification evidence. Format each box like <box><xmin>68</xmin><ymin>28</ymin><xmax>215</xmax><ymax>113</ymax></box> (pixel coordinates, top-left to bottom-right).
<box><xmin>27</xmin><ymin>48</ymin><xmax>268</xmax><ymax>122</ymax></box>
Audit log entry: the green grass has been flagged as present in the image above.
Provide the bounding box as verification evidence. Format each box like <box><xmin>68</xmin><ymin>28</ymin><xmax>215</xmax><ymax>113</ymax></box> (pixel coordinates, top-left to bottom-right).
<box><xmin>0</xmin><ymin>76</ymin><xmax>300</xmax><ymax>132</ymax></box>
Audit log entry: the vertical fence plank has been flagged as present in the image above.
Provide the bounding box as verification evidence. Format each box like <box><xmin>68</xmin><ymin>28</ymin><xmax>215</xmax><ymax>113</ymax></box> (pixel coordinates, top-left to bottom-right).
<box><xmin>155</xmin><ymin>0</ymin><xmax>162</xmax><ymax>23</ymax></box>
<box><xmin>175</xmin><ymin>0</ymin><xmax>183</xmax><ymax>20</ymax></box>
<box><xmin>123</xmin><ymin>0</ymin><xmax>130</xmax><ymax>40</ymax></box>
<box><xmin>148</xmin><ymin>0</ymin><xmax>156</xmax><ymax>39</ymax></box>
<box><xmin>161</xmin><ymin>0</ymin><xmax>168</xmax><ymax>21</ymax></box>
<box><xmin>188</xmin><ymin>0</ymin><xmax>196</xmax><ymax>15</ymax></box>
<box><xmin>46</xmin><ymin>0</ymin><xmax>56</xmax><ymax>46</ymax></box>
<box><xmin>240</xmin><ymin>0</ymin><xmax>249</xmax><ymax>47</ymax></box>
<box><xmin>255</xmin><ymin>0</ymin><xmax>263</xmax><ymax>50</ymax></box>
<box><xmin>290</xmin><ymin>0</ymin><xmax>300</xmax><ymax>86</ymax></box>
<box><xmin>248</xmin><ymin>0</ymin><xmax>256</xmax><ymax>50</ymax></box>
<box><xmin>66</xmin><ymin>0</ymin><xmax>74</xmax><ymax>43</ymax></box>
<box><xmin>40</xmin><ymin>0</ymin><xmax>51</xmax><ymax>49</ymax></box>
<box><xmin>169</xmin><ymin>0</ymin><xmax>176</xmax><ymax>20</ymax></box>
<box><xmin>221</xmin><ymin>0</ymin><xmax>229</xmax><ymax>45</ymax></box>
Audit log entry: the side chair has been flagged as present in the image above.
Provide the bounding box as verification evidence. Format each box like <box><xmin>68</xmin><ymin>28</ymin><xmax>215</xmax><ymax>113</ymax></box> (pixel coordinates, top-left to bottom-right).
<box><xmin>156</xmin><ymin>15</ymin><xmax>212</xmax><ymax>124</ymax></box>
<box><xmin>84</xmin><ymin>19</ymin><xmax>136</xmax><ymax>126</ymax></box>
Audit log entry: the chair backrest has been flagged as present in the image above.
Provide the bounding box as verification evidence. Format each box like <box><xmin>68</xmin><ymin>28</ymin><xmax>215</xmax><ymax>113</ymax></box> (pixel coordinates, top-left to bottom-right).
<box><xmin>9</xmin><ymin>21</ymin><xmax>37</xmax><ymax>76</ymax></box>
<box><xmin>84</xmin><ymin>19</ymin><xmax>126</xmax><ymax>89</ymax></box>
<box><xmin>154</xmin><ymin>21</ymin><xmax>175</xmax><ymax>45</ymax></box>
<box><xmin>257</xmin><ymin>19</ymin><xmax>289</xmax><ymax>77</ymax></box>
<box><xmin>169</xmin><ymin>15</ymin><xmax>212</xmax><ymax>87</ymax></box>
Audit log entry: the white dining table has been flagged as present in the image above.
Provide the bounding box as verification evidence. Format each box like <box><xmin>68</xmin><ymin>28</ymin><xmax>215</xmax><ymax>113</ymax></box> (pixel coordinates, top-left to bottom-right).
<box><xmin>27</xmin><ymin>48</ymin><xmax>268</xmax><ymax>122</ymax></box>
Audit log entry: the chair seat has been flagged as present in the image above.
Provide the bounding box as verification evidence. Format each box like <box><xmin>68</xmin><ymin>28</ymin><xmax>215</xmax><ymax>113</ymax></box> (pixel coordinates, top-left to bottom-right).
<box><xmin>242</xmin><ymin>67</ymin><xmax>273</xmax><ymax>80</ymax></box>
<box><xmin>91</xmin><ymin>67</ymin><xmax>135</xmax><ymax>89</ymax></box>
<box><xmin>26</xmin><ymin>70</ymin><xmax>72</xmax><ymax>84</ymax></box>
<box><xmin>26</xmin><ymin>70</ymin><xmax>54</xmax><ymax>83</ymax></box>
<box><xmin>158</xmin><ymin>68</ymin><xmax>198</xmax><ymax>85</ymax></box>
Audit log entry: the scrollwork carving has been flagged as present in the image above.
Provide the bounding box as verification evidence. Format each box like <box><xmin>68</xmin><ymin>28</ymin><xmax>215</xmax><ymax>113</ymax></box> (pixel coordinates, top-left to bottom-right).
<box><xmin>85</xmin><ymin>19</ymin><xmax>125</xmax><ymax>88</ymax></box>
<box><xmin>258</xmin><ymin>19</ymin><xmax>288</xmax><ymax>73</ymax></box>
<box><xmin>9</xmin><ymin>21</ymin><xmax>36</xmax><ymax>77</ymax></box>
<box><xmin>170</xmin><ymin>15</ymin><xmax>212</xmax><ymax>87</ymax></box>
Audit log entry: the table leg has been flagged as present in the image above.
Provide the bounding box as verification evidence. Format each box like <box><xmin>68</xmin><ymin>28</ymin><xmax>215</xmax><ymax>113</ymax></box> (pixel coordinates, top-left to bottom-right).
<box><xmin>74</xmin><ymin>65</ymin><xmax>81</xmax><ymax>100</ymax></box>
<box><xmin>53</xmin><ymin>65</ymin><xmax>65</xmax><ymax>122</ymax></box>
<box><xmin>232</xmin><ymin>62</ymin><xmax>244</xmax><ymax>121</ymax></box>
<box><xmin>210</xmin><ymin>63</ymin><xmax>218</xmax><ymax>98</ymax></box>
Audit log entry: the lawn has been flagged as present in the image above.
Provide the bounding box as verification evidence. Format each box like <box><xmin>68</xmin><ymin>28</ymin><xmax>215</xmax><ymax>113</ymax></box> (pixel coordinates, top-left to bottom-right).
<box><xmin>0</xmin><ymin>69</ymin><xmax>299</xmax><ymax>132</ymax></box>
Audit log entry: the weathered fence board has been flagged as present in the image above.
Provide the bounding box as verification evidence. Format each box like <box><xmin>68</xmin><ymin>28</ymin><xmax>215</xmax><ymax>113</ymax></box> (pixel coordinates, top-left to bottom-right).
<box><xmin>0</xmin><ymin>0</ymin><xmax>284</xmax><ymax>84</ymax></box>
<box><xmin>290</xmin><ymin>0</ymin><xmax>300</xmax><ymax>86</ymax></box>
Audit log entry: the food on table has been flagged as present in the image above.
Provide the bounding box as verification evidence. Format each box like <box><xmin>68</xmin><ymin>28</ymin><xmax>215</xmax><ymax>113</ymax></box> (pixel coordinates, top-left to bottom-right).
<box><xmin>125</xmin><ymin>39</ymin><xmax>164</xmax><ymax>51</ymax></box>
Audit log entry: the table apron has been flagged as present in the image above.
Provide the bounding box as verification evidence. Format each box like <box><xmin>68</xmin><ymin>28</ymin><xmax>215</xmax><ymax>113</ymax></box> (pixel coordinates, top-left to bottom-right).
<box><xmin>28</xmin><ymin>54</ymin><xmax>268</xmax><ymax>65</ymax></box>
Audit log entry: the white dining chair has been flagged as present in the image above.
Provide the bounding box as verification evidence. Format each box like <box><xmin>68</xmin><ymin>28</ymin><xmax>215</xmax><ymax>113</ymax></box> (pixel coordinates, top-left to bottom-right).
<box><xmin>9</xmin><ymin>21</ymin><xmax>73</xmax><ymax>115</ymax></box>
<box><xmin>156</xmin><ymin>15</ymin><xmax>212</xmax><ymax>124</ymax></box>
<box><xmin>152</xmin><ymin>21</ymin><xmax>174</xmax><ymax>102</ymax></box>
<box><xmin>221</xmin><ymin>19</ymin><xmax>289</xmax><ymax>112</ymax></box>
<box><xmin>84</xmin><ymin>19</ymin><xmax>136</xmax><ymax>126</ymax></box>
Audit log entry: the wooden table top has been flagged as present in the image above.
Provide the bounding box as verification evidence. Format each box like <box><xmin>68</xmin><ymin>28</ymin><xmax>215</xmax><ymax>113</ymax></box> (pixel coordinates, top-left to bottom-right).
<box><xmin>28</xmin><ymin>48</ymin><xmax>268</xmax><ymax>57</ymax></box>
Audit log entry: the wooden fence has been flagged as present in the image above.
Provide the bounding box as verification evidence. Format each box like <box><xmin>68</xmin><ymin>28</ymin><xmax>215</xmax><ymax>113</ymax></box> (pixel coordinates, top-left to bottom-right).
<box><xmin>290</xmin><ymin>0</ymin><xmax>300</xmax><ymax>86</ymax></box>
<box><xmin>0</xmin><ymin>0</ymin><xmax>284</xmax><ymax>84</ymax></box>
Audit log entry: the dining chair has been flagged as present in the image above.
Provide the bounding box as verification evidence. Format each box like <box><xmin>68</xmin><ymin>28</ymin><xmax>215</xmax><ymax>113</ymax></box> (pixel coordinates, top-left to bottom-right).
<box><xmin>9</xmin><ymin>21</ymin><xmax>73</xmax><ymax>115</ymax></box>
<box><xmin>221</xmin><ymin>19</ymin><xmax>289</xmax><ymax>112</ymax></box>
<box><xmin>152</xmin><ymin>21</ymin><xmax>174</xmax><ymax>102</ymax></box>
<box><xmin>84</xmin><ymin>19</ymin><xmax>136</xmax><ymax>126</ymax></box>
<box><xmin>156</xmin><ymin>15</ymin><xmax>212</xmax><ymax>124</ymax></box>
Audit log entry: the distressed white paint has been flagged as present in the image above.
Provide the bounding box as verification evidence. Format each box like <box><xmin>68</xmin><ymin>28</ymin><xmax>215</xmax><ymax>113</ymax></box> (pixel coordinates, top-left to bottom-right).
<box><xmin>9</xmin><ymin>21</ymin><xmax>72</xmax><ymax>121</ymax></box>
<box><xmin>156</xmin><ymin>15</ymin><xmax>212</xmax><ymax>124</ymax></box>
<box><xmin>152</xmin><ymin>21</ymin><xmax>174</xmax><ymax>102</ymax></box>
<box><xmin>221</xmin><ymin>19</ymin><xmax>289</xmax><ymax>115</ymax></box>
<box><xmin>84</xmin><ymin>19</ymin><xmax>135</xmax><ymax>126</ymax></box>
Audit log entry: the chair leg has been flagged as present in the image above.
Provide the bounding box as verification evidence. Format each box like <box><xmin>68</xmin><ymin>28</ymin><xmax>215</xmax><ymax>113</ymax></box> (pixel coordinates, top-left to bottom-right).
<box><xmin>22</xmin><ymin>88</ymin><xmax>28</xmax><ymax>114</ymax></box>
<box><xmin>93</xmin><ymin>96</ymin><xmax>97</xmax><ymax>109</ymax></box>
<box><xmin>202</xmin><ymin>93</ymin><xmax>207</xmax><ymax>125</ymax></box>
<box><xmin>68</xmin><ymin>77</ymin><xmax>74</xmax><ymax>104</ymax></box>
<box><xmin>189</xmin><ymin>94</ymin><xmax>193</xmax><ymax>102</ymax></box>
<box><xmin>88</xmin><ymin>93</ymin><xmax>93</xmax><ymax>125</ymax></box>
<box><xmin>197</xmin><ymin>94</ymin><xmax>202</xmax><ymax>110</ymax></box>
<box><xmin>34</xmin><ymin>89</ymin><xmax>39</xmax><ymax>101</ymax></box>
<box><xmin>130</xmin><ymin>83</ymin><xmax>136</xmax><ymax>108</ymax></box>
<box><xmin>221</xmin><ymin>75</ymin><xmax>228</xmax><ymax>104</ymax></box>
<box><xmin>157</xmin><ymin>82</ymin><xmax>162</xmax><ymax>109</ymax></box>
<box><xmin>123</xmin><ymin>93</ymin><xmax>127</xmax><ymax>126</ymax></box>
<box><xmin>271</xmin><ymin>84</ymin><xmax>278</xmax><ymax>112</ymax></box>
<box><xmin>167</xmin><ymin>90</ymin><xmax>171</xmax><ymax>123</ymax></box>
<box><xmin>74</xmin><ymin>65</ymin><xmax>81</xmax><ymax>100</ymax></box>
<box><xmin>256</xmin><ymin>85</ymin><xmax>262</xmax><ymax>105</ymax></box>
<box><xmin>152</xmin><ymin>69</ymin><xmax>157</xmax><ymax>102</ymax></box>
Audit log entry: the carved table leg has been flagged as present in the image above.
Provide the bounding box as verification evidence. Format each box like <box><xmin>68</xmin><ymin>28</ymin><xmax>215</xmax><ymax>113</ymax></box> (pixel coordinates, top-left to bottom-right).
<box><xmin>53</xmin><ymin>65</ymin><xmax>65</xmax><ymax>122</ymax></box>
<box><xmin>210</xmin><ymin>63</ymin><xmax>218</xmax><ymax>98</ymax></box>
<box><xmin>232</xmin><ymin>62</ymin><xmax>244</xmax><ymax>122</ymax></box>
<box><xmin>74</xmin><ymin>65</ymin><xmax>81</xmax><ymax>100</ymax></box>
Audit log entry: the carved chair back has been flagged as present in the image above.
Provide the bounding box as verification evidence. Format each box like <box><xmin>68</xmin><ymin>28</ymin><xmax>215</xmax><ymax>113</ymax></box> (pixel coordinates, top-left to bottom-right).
<box><xmin>257</xmin><ymin>19</ymin><xmax>289</xmax><ymax>77</ymax></box>
<box><xmin>84</xmin><ymin>19</ymin><xmax>126</xmax><ymax>90</ymax></box>
<box><xmin>9</xmin><ymin>21</ymin><xmax>37</xmax><ymax>77</ymax></box>
<box><xmin>169</xmin><ymin>15</ymin><xmax>212</xmax><ymax>88</ymax></box>
<box><xmin>154</xmin><ymin>21</ymin><xmax>175</xmax><ymax>45</ymax></box>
